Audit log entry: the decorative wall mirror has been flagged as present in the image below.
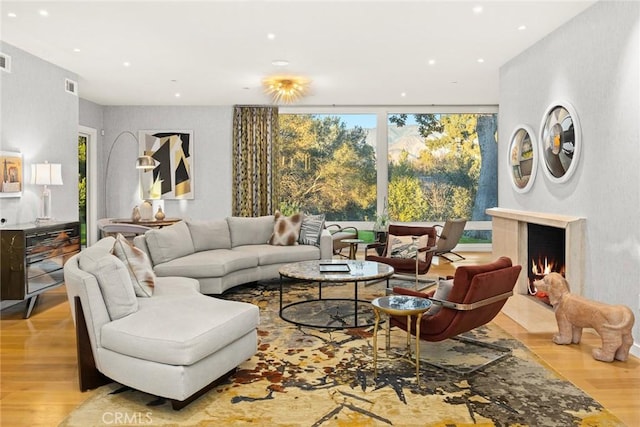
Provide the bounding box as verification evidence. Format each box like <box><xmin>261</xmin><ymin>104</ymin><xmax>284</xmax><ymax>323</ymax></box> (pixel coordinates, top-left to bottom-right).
<box><xmin>508</xmin><ymin>125</ymin><xmax>537</xmax><ymax>193</ymax></box>
<box><xmin>539</xmin><ymin>101</ymin><xmax>581</xmax><ymax>183</ymax></box>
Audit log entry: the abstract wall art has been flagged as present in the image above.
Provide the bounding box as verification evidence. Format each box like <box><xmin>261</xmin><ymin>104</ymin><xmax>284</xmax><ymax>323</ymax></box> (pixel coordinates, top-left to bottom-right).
<box><xmin>138</xmin><ymin>130</ymin><xmax>194</xmax><ymax>200</ymax></box>
<box><xmin>0</xmin><ymin>151</ymin><xmax>23</xmax><ymax>197</ymax></box>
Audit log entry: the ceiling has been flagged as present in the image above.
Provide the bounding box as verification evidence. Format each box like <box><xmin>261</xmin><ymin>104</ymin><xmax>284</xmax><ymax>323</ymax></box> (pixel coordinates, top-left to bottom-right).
<box><xmin>0</xmin><ymin>0</ymin><xmax>595</xmax><ymax>107</ymax></box>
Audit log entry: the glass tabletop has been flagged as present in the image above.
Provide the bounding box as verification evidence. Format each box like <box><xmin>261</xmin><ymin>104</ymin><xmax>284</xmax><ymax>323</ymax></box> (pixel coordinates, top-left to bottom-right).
<box><xmin>371</xmin><ymin>295</ymin><xmax>432</xmax><ymax>316</ymax></box>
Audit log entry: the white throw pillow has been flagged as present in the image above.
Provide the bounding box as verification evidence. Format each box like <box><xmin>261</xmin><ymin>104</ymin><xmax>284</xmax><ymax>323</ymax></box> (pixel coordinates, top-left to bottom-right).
<box><xmin>144</xmin><ymin>221</ymin><xmax>195</xmax><ymax>265</ymax></box>
<box><xmin>426</xmin><ymin>279</ymin><xmax>454</xmax><ymax>315</ymax></box>
<box><xmin>112</xmin><ymin>233</ymin><xmax>155</xmax><ymax>297</ymax></box>
<box><xmin>83</xmin><ymin>254</ymin><xmax>138</xmax><ymax>320</ymax></box>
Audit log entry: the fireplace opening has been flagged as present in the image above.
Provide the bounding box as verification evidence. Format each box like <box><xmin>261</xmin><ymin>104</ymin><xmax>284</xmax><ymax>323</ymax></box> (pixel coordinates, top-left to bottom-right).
<box><xmin>527</xmin><ymin>223</ymin><xmax>566</xmax><ymax>305</ymax></box>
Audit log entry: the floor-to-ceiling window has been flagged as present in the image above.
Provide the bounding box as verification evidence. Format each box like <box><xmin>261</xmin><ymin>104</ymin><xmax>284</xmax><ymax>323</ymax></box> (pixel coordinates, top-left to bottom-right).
<box><xmin>278</xmin><ymin>113</ymin><xmax>377</xmax><ymax>221</ymax></box>
<box><xmin>278</xmin><ymin>107</ymin><xmax>497</xmax><ymax>246</ymax></box>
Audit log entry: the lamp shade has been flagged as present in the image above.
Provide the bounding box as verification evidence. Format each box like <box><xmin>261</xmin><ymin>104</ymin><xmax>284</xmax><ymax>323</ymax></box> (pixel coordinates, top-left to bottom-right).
<box><xmin>136</xmin><ymin>155</ymin><xmax>156</xmax><ymax>170</ymax></box>
<box><xmin>31</xmin><ymin>162</ymin><xmax>63</xmax><ymax>186</ymax></box>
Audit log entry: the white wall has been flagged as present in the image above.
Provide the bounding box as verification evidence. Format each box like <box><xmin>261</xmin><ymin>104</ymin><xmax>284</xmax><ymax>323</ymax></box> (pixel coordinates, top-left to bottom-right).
<box><xmin>101</xmin><ymin>106</ymin><xmax>233</xmax><ymax>221</ymax></box>
<box><xmin>0</xmin><ymin>42</ymin><xmax>79</xmax><ymax>225</ymax></box>
<box><xmin>499</xmin><ymin>1</ymin><xmax>640</xmax><ymax>345</ymax></box>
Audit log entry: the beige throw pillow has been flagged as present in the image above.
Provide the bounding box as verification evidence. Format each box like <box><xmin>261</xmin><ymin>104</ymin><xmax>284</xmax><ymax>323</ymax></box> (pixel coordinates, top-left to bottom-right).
<box><xmin>426</xmin><ymin>279</ymin><xmax>454</xmax><ymax>315</ymax></box>
<box><xmin>83</xmin><ymin>254</ymin><xmax>138</xmax><ymax>320</ymax></box>
<box><xmin>112</xmin><ymin>233</ymin><xmax>155</xmax><ymax>297</ymax></box>
<box><xmin>268</xmin><ymin>212</ymin><xmax>302</xmax><ymax>246</ymax></box>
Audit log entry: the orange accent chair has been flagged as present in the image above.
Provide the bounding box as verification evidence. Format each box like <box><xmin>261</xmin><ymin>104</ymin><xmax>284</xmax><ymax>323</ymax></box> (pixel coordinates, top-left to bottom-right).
<box><xmin>391</xmin><ymin>256</ymin><xmax>522</xmax><ymax>373</ymax></box>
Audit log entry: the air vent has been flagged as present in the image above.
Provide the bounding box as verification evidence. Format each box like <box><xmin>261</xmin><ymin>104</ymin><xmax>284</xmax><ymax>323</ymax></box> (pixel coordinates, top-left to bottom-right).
<box><xmin>65</xmin><ymin>78</ymin><xmax>78</xmax><ymax>95</ymax></box>
<box><xmin>0</xmin><ymin>52</ymin><xmax>11</xmax><ymax>73</ymax></box>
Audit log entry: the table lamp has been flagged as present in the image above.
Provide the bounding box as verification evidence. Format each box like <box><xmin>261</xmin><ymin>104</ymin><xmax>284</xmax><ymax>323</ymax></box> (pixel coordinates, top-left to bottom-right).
<box><xmin>31</xmin><ymin>161</ymin><xmax>63</xmax><ymax>220</ymax></box>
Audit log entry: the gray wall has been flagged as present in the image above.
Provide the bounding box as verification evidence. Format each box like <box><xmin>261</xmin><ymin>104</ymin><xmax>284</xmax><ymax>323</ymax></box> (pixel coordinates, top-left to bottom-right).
<box><xmin>0</xmin><ymin>42</ymin><xmax>79</xmax><ymax>225</ymax></box>
<box><xmin>101</xmin><ymin>106</ymin><xmax>233</xmax><ymax>220</ymax></box>
<box><xmin>499</xmin><ymin>1</ymin><xmax>640</xmax><ymax>343</ymax></box>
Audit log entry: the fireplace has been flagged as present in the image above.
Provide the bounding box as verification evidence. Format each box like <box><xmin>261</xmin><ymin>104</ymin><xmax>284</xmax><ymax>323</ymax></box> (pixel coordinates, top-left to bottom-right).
<box><xmin>486</xmin><ymin>208</ymin><xmax>585</xmax><ymax>332</ymax></box>
<box><xmin>527</xmin><ymin>223</ymin><xmax>566</xmax><ymax>305</ymax></box>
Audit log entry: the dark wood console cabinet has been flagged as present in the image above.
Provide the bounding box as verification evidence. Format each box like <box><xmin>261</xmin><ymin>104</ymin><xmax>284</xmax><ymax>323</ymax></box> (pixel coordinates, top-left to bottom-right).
<box><xmin>1</xmin><ymin>221</ymin><xmax>81</xmax><ymax>318</ymax></box>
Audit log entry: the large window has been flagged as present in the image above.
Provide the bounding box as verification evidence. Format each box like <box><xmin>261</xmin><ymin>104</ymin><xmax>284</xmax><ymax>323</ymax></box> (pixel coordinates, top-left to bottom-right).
<box><xmin>278</xmin><ymin>108</ymin><xmax>497</xmax><ymax>243</ymax></box>
<box><xmin>278</xmin><ymin>113</ymin><xmax>377</xmax><ymax>221</ymax></box>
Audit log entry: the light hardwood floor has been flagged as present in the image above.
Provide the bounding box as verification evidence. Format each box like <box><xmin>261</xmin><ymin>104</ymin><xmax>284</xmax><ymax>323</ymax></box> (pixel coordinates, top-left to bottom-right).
<box><xmin>1</xmin><ymin>252</ymin><xmax>638</xmax><ymax>426</ymax></box>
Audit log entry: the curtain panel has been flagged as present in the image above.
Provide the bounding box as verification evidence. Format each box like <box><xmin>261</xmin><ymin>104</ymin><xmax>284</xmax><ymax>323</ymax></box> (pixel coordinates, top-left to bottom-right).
<box><xmin>232</xmin><ymin>106</ymin><xmax>280</xmax><ymax>217</ymax></box>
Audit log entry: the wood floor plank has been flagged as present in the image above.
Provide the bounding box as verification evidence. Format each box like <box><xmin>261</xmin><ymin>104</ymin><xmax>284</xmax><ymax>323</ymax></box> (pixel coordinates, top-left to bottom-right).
<box><xmin>1</xmin><ymin>252</ymin><xmax>638</xmax><ymax>426</ymax></box>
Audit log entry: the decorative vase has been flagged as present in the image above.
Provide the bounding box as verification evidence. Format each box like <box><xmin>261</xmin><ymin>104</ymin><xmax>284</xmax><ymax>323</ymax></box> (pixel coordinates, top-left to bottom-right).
<box><xmin>140</xmin><ymin>200</ymin><xmax>154</xmax><ymax>221</ymax></box>
<box><xmin>131</xmin><ymin>206</ymin><xmax>141</xmax><ymax>222</ymax></box>
<box><xmin>155</xmin><ymin>206</ymin><xmax>166</xmax><ymax>220</ymax></box>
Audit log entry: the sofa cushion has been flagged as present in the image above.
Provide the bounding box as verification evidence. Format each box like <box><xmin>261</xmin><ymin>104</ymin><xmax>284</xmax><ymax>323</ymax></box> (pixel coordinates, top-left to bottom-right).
<box><xmin>298</xmin><ymin>213</ymin><xmax>325</xmax><ymax>247</ymax></box>
<box><xmin>145</xmin><ymin>221</ymin><xmax>195</xmax><ymax>265</ymax></box>
<box><xmin>112</xmin><ymin>233</ymin><xmax>155</xmax><ymax>297</ymax></box>
<box><xmin>153</xmin><ymin>249</ymin><xmax>259</xmax><ymax>278</ymax></box>
<box><xmin>186</xmin><ymin>219</ymin><xmax>231</xmax><ymax>251</ymax></box>
<box><xmin>83</xmin><ymin>253</ymin><xmax>138</xmax><ymax>320</ymax></box>
<box><xmin>268</xmin><ymin>212</ymin><xmax>302</xmax><ymax>246</ymax></box>
<box><xmin>233</xmin><ymin>244</ymin><xmax>320</xmax><ymax>265</ymax></box>
<box><xmin>101</xmin><ymin>295</ymin><xmax>259</xmax><ymax>365</ymax></box>
<box><xmin>227</xmin><ymin>215</ymin><xmax>274</xmax><ymax>247</ymax></box>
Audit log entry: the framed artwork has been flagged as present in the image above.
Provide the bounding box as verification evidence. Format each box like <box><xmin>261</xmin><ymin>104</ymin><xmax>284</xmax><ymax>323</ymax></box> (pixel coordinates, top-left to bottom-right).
<box><xmin>508</xmin><ymin>125</ymin><xmax>537</xmax><ymax>193</ymax></box>
<box><xmin>539</xmin><ymin>101</ymin><xmax>581</xmax><ymax>183</ymax></box>
<box><xmin>0</xmin><ymin>151</ymin><xmax>23</xmax><ymax>197</ymax></box>
<box><xmin>138</xmin><ymin>130</ymin><xmax>194</xmax><ymax>200</ymax></box>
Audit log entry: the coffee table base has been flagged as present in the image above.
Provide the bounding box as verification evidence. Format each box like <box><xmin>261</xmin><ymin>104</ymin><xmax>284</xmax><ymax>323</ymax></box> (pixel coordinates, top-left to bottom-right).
<box><xmin>280</xmin><ymin>298</ymin><xmax>375</xmax><ymax>329</ymax></box>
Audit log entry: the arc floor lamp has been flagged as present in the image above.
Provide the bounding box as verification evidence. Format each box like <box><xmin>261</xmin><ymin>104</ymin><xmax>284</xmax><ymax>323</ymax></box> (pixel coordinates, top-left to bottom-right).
<box><xmin>104</xmin><ymin>131</ymin><xmax>156</xmax><ymax>218</ymax></box>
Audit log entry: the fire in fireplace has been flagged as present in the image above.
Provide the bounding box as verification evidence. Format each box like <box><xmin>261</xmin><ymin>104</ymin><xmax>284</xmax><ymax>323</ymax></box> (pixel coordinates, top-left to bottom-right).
<box><xmin>527</xmin><ymin>223</ymin><xmax>566</xmax><ymax>305</ymax></box>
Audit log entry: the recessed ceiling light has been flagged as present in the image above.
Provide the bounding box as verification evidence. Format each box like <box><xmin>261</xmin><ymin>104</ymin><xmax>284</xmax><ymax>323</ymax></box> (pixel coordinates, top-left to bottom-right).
<box><xmin>428</xmin><ymin>59</ymin><xmax>436</xmax><ymax>65</ymax></box>
<box><xmin>7</xmin><ymin>12</ymin><xmax>17</xmax><ymax>18</ymax></box>
<box><xmin>518</xmin><ymin>25</ymin><xmax>527</xmax><ymax>31</ymax></box>
<box><xmin>477</xmin><ymin>58</ymin><xmax>485</xmax><ymax>63</ymax></box>
<box><xmin>73</xmin><ymin>48</ymin><xmax>81</xmax><ymax>53</ymax></box>
<box><xmin>272</xmin><ymin>59</ymin><xmax>289</xmax><ymax>66</ymax></box>
<box><xmin>39</xmin><ymin>9</ymin><xmax>49</xmax><ymax>17</ymax></box>
<box><xmin>123</xmin><ymin>61</ymin><xmax>131</xmax><ymax>67</ymax></box>
<box><xmin>175</xmin><ymin>93</ymin><xmax>181</xmax><ymax>98</ymax></box>
<box><xmin>267</xmin><ymin>33</ymin><xmax>276</xmax><ymax>40</ymax></box>
<box><xmin>472</xmin><ymin>5</ymin><xmax>483</xmax><ymax>14</ymax></box>
<box><xmin>400</xmin><ymin>92</ymin><xmax>407</xmax><ymax>97</ymax></box>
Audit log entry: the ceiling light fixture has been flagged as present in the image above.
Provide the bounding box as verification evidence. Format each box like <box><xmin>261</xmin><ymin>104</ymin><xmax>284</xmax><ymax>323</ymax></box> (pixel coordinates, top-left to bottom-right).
<box><xmin>472</xmin><ymin>5</ymin><xmax>483</xmax><ymax>14</ymax></box>
<box><xmin>39</xmin><ymin>9</ymin><xmax>49</xmax><ymax>17</ymax></box>
<box><xmin>518</xmin><ymin>25</ymin><xmax>527</xmax><ymax>31</ymax></box>
<box><xmin>267</xmin><ymin>33</ymin><xmax>276</xmax><ymax>40</ymax></box>
<box><xmin>123</xmin><ymin>61</ymin><xmax>131</xmax><ymax>67</ymax></box>
<box><xmin>263</xmin><ymin>76</ymin><xmax>310</xmax><ymax>104</ymax></box>
<box><xmin>477</xmin><ymin>58</ymin><xmax>485</xmax><ymax>63</ymax></box>
<box><xmin>272</xmin><ymin>59</ymin><xmax>289</xmax><ymax>66</ymax></box>
<box><xmin>7</xmin><ymin>12</ymin><xmax>17</xmax><ymax>18</ymax></box>
<box><xmin>428</xmin><ymin>59</ymin><xmax>436</xmax><ymax>65</ymax></box>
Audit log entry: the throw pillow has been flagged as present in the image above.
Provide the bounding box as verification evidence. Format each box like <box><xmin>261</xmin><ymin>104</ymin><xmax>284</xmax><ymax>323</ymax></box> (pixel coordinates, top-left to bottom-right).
<box><xmin>112</xmin><ymin>233</ymin><xmax>155</xmax><ymax>297</ymax></box>
<box><xmin>226</xmin><ymin>215</ymin><xmax>275</xmax><ymax>247</ymax></box>
<box><xmin>426</xmin><ymin>279</ymin><xmax>454</xmax><ymax>315</ymax></box>
<box><xmin>83</xmin><ymin>254</ymin><xmax>138</xmax><ymax>320</ymax></box>
<box><xmin>298</xmin><ymin>213</ymin><xmax>325</xmax><ymax>246</ymax></box>
<box><xmin>144</xmin><ymin>221</ymin><xmax>195</xmax><ymax>265</ymax></box>
<box><xmin>388</xmin><ymin>234</ymin><xmax>429</xmax><ymax>262</ymax></box>
<box><xmin>268</xmin><ymin>211</ymin><xmax>303</xmax><ymax>246</ymax></box>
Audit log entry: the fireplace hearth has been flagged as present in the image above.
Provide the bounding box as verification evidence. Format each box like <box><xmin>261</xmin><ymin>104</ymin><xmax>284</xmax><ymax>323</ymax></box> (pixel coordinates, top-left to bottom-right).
<box><xmin>486</xmin><ymin>208</ymin><xmax>585</xmax><ymax>332</ymax></box>
<box><xmin>527</xmin><ymin>223</ymin><xmax>566</xmax><ymax>305</ymax></box>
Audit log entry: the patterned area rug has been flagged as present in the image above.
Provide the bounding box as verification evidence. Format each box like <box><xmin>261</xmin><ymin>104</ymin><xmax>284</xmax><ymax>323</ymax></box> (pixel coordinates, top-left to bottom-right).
<box><xmin>60</xmin><ymin>279</ymin><xmax>623</xmax><ymax>426</ymax></box>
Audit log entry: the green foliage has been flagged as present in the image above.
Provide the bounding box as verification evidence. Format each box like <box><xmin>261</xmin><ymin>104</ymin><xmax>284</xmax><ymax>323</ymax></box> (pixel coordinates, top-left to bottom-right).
<box><xmin>388</xmin><ymin>176</ymin><xmax>429</xmax><ymax>221</ymax></box>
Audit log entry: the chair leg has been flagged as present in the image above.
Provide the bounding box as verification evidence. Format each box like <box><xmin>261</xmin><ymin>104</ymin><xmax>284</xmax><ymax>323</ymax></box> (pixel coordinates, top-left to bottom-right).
<box><xmin>417</xmin><ymin>334</ymin><xmax>512</xmax><ymax>376</ymax></box>
<box><xmin>437</xmin><ymin>252</ymin><xmax>466</xmax><ymax>262</ymax></box>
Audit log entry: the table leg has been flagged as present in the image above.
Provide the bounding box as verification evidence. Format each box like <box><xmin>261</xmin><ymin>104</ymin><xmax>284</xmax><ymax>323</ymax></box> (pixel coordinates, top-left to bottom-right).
<box><xmin>373</xmin><ymin>308</ymin><xmax>380</xmax><ymax>378</ymax></box>
<box><xmin>349</xmin><ymin>242</ymin><xmax>357</xmax><ymax>260</ymax></box>
<box><xmin>279</xmin><ymin>275</ymin><xmax>283</xmax><ymax>313</ymax></box>
<box><xmin>385</xmin><ymin>312</ymin><xmax>391</xmax><ymax>356</ymax></box>
<box><xmin>416</xmin><ymin>312</ymin><xmax>423</xmax><ymax>386</ymax></box>
<box><xmin>354</xmin><ymin>280</ymin><xmax>358</xmax><ymax>326</ymax></box>
<box><xmin>406</xmin><ymin>314</ymin><xmax>412</xmax><ymax>355</ymax></box>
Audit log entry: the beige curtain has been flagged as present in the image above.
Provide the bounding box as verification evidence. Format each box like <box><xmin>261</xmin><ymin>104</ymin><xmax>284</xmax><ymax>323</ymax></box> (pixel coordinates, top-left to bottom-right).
<box><xmin>232</xmin><ymin>105</ymin><xmax>280</xmax><ymax>217</ymax></box>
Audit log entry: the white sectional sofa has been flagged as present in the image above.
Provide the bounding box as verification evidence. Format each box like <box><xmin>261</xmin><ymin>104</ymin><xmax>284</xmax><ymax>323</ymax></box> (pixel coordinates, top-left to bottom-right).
<box><xmin>133</xmin><ymin>215</ymin><xmax>333</xmax><ymax>294</ymax></box>
<box><xmin>64</xmin><ymin>236</ymin><xmax>260</xmax><ymax>409</ymax></box>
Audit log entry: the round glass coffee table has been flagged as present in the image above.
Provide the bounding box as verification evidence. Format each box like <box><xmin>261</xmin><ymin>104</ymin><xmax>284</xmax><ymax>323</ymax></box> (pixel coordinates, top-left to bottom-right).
<box><xmin>371</xmin><ymin>295</ymin><xmax>432</xmax><ymax>385</ymax></box>
<box><xmin>279</xmin><ymin>260</ymin><xmax>394</xmax><ymax>329</ymax></box>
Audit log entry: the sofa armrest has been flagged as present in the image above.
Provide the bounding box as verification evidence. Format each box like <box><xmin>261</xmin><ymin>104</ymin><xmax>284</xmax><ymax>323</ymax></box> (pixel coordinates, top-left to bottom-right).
<box><xmin>319</xmin><ymin>229</ymin><xmax>333</xmax><ymax>260</ymax></box>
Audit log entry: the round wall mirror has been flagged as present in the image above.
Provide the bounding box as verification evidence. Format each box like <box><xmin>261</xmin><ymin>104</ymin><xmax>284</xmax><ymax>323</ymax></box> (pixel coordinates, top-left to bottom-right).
<box><xmin>539</xmin><ymin>101</ymin><xmax>581</xmax><ymax>183</ymax></box>
<box><xmin>508</xmin><ymin>125</ymin><xmax>537</xmax><ymax>193</ymax></box>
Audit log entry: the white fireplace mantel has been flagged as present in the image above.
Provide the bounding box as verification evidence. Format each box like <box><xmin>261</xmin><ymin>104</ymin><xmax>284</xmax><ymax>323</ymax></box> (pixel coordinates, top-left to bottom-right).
<box><xmin>487</xmin><ymin>207</ymin><xmax>586</xmax><ymax>332</ymax></box>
